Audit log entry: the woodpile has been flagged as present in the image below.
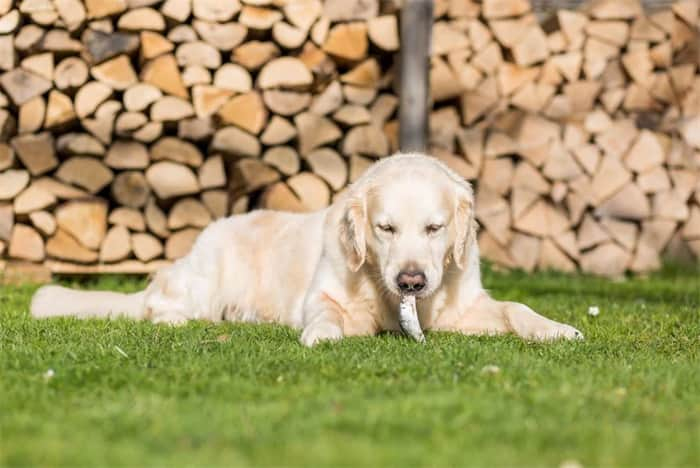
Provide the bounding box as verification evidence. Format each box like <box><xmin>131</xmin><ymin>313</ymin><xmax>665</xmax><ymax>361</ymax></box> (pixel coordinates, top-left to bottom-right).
<box><xmin>0</xmin><ymin>0</ymin><xmax>698</xmax><ymax>279</ymax></box>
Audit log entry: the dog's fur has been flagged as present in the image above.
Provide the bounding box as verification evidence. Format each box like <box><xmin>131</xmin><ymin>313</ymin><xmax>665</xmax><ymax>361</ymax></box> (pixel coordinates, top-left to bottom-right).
<box><xmin>31</xmin><ymin>153</ymin><xmax>583</xmax><ymax>345</ymax></box>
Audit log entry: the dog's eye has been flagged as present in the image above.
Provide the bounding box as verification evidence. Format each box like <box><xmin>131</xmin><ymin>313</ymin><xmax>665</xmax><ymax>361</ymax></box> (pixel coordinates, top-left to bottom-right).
<box><xmin>426</xmin><ymin>224</ymin><xmax>444</xmax><ymax>234</ymax></box>
<box><xmin>377</xmin><ymin>224</ymin><xmax>395</xmax><ymax>234</ymax></box>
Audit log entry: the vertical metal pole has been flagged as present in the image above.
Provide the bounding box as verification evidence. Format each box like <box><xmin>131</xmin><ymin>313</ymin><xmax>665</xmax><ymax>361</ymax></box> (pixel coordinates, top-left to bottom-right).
<box><xmin>398</xmin><ymin>0</ymin><xmax>433</xmax><ymax>153</ymax></box>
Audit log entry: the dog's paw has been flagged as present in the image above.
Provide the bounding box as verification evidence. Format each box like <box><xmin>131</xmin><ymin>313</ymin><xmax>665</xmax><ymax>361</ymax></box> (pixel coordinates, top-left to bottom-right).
<box><xmin>532</xmin><ymin>322</ymin><xmax>584</xmax><ymax>341</ymax></box>
<box><xmin>300</xmin><ymin>321</ymin><xmax>343</xmax><ymax>347</ymax></box>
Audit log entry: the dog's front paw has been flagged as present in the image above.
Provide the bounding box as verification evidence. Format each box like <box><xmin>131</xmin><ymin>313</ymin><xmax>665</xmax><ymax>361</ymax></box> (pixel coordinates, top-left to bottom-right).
<box><xmin>533</xmin><ymin>322</ymin><xmax>584</xmax><ymax>341</ymax></box>
<box><xmin>300</xmin><ymin>321</ymin><xmax>343</xmax><ymax>347</ymax></box>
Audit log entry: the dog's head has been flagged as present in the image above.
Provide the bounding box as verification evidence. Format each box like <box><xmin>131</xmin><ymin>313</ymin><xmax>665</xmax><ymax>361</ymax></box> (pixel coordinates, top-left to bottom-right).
<box><xmin>339</xmin><ymin>154</ymin><xmax>476</xmax><ymax>298</ymax></box>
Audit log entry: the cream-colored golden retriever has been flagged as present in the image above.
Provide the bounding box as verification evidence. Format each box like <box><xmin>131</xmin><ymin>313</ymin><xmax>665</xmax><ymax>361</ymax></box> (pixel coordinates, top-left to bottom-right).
<box><xmin>31</xmin><ymin>153</ymin><xmax>583</xmax><ymax>345</ymax></box>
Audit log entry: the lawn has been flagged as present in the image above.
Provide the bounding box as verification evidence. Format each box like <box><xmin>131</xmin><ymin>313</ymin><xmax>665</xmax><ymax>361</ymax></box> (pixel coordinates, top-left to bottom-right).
<box><xmin>1</xmin><ymin>265</ymin><xmax>699</xmax><ymax>466</ymax></box>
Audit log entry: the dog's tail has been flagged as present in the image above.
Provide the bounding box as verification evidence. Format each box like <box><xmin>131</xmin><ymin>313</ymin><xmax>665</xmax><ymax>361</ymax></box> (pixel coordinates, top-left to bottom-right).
<box><xmin>30</xmin><ymin>285</ymin><xmax>147</xmax><ymax>320</ymax></box>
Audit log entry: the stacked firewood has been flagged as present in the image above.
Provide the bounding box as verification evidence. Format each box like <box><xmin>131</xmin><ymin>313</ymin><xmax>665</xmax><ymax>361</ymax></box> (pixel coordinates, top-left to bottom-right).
<box><xmin>0</xmin><ymin>0</ymin><xmax>698</xmax><ymax>278</ymax></box>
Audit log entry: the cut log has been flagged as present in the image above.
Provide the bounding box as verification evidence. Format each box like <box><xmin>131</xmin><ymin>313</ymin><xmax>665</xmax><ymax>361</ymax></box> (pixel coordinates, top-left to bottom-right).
<box><xmin>28</xmin><ymin>211</ymin><xmax>55</xmax><ymax>238</ymax></box>
<box><xmin>0</xmin><ymin>203</ymin><xmax>12</xmax><ymax>241</ymax></box>
<box><xmin>151</xmin><ymin>137</ymin><xmax>203</xmax><ymax>167</ymax></box>
<box><xmin>260</xmin><ymin>116</ymin><xmax>297</xmax><ymax>145</ymax></box>
<box><xmin>167</xmin><ymin>198</ymin><xmax>212</xmax><ymax>230</ymax></box>
<box><xmin>341</xmin><ymin>125</ymin><xmax>389</xmax><ymax>158</ymax></box>
<box><xmin>91</xmin><ymin>54</ymin><xmax>138</xmax><ymax>90</ymax></box>
<box><xmin>176</xmin><ymin>41</ymin><xmax>221</xmax><ymax>69</ymax></box>
<box><xmin>273</xmin><ymin>22</ymin><xmax>307</xmax><ymax>49</ymax></box>
<box><xmin>262</xmin><ymin>146</ymin><xmax>300</xmax><ymax>176</ymax></box>
<box><xmin>192</xmin><ymin>0</ymin><xmax>240</xmax><ymax>21</ymax></box>
<box><xmin>104</xmin><ymin>140</ymin><xmax>149</xmax><ymax>169</ymax></box>
<box><xmin>46</xmin><ymin>229</ymin><xmax>98</xmax><ymax>263</ymax></box>
<box><xmin>85</xmin><ymin>0</ymin><xmax>126</xmax><ymax>19</ymax></box>
<box><xmin>432</xmin><ymin>21</ymin><xmax>470</xmax><ymax>56</ymax></box>
<box><xmin>165</xmin><ymin>228</ymin><xmax>200</xmax><ymax>259</ymax></box>
<box><xmin>287</xmin><ymin>172</ymin><xmax>330</xmax><ymax>211</ymax></box>
<box><xmin>140</xmin><ymin>30</ymin><xmax>174</xmax><ymax>59</ymax></box>
<box><xmin>218</xmin><ymin>91</ymin><xmax>268</xmax><ymax>135</ymax></box>
<box><xmin>33</xmin><ymin>177</ymin><xmax>88</xmax><ymax>200</ymax></box>
<box><xmin>232</xmin><ymin>40</ymin><xmax>281</xmax><ymax>71</ymax></box>
<box><xmin>600</xmin><ymin>217</ymin><xmax>638</xmax><ymax>251</ymax></box>
<box><xmin>11</xmin><ymin>132</ymin><xmax>58</xmax><ymax>176</ymax></box>
<box><xmin>118</xmin><ymin>7</ymin><xmax>165</xmax><ymax>31</ymax></box>
<box><xmin>115</xmin><ymin>112</ymin><xmax>147</xmax><ymax>135</ymax></box>
<box><xmin>482</xmin><ymin>0</ymin><xmax>530</xmax><ymax>19</ymax></box>
<box><xmin>123</xmin><ymin>83</ymin><xmax>162</xmax><ymax>112</ymax></box>
<box><xmin>74</xmin><ymin>81</ymin><xmax>112</xmax><ymax>118</ymax></box>
<box><xmin>56</xmin><ymin>157</ymin><xmax>113</xmax><ymax>194</ymax></box>
<box><xmin>145</xmin><ymin>164</ymin><xmax>199</xmax><ymax>203</ymax></box>
<box><xmin>132</xmin><ymin>122</ymin><xmax>163</xmax><ymax>143</ymax></box>
<box><xmin>538</xmin><ymin>238</ymin><xmax>576</xmax><ymax>273</ymax></box>
<box><xmin>309</xmin><ymin>80</ymin><xmax>343</xmax><ymax>115</ymax></box>
<box><xmin>213</xmin><ymin>64</ymin><xmax>252</xmax><ymax>92</ymax></box>
<box><xmin>294</xmin><ymin>112</ymin><xmax>342</xmax><ymax>155</ymax></box>
<box><xmin>511</xmin><ymin>25</ymin><xmax>549</xmax><ymax>67</ymax></box>
<box><xmin>201</xmin><ymin>189</ymin><xmax>228</xmax><ymax>218</ymax></box>
<box><xmin>178</xmin><ymin>117</ymin><xmax>214</xmax><ymax>141</ymax></box>
<box><xmin>0</xmin><ymin>169</ymin><xmax>30</xmax><ymax>200</ymax></box>
<box><xmin>43</xmin><ymin>90</ymin><xmax>75</xmax><ymax>128</ymax></box>
<box><xmin>580</xmin><ymin>242</ymin><xmax>630</xmax><ymax>277</ymax></box>
<box><xmin>161</xmin><ymin>0</ymin><xmax>191</xmax><ymax>22</ymax></box>
<box><xmin>513</xmin><ymin>199</ymin><xmax>569</xmax><ymax>237</ymax></box>
<box><xmin>55</xmin><ymin>200</ymin><xmax>107</xmax><ymax>250</ymax></box>
<box><xmin>239</xmin><ymin>5</ymin><xmax>282</xmax><ymax>30</ymax></box>
<box><xmin>211</xmin><ymin>126</ymin><xmax>261</xmax><ymax>158</ymax></box>
<box><xmin>193</xmin><ymin>20</ymin><xmax>247</xmax><ymax>51</ymax></box>
<box><xmin>333</xmin><ymin>104</ymin><xmax>371</xmax><ymax>126</ymax></box>
<box><xmin>368</xmin><ymin>15</ymin><xmax>399</xmax><ymax>51</ymax></box>
<box><xmin>624</xmin><ymin>130</ymin><xmax>665</xmax><ymax>173</ymax></box>
<box><xmin>594</xmin><ymin>183</ymin><xmax>651</xmax><ymax>220</ymax></box>
<box><xmin>304</xmin><ymin>148</ymin><xmax>347</xmax><ymax>191</ymax></box>
<box><xmin>192</xmin><ymin>85</ymin><xmax>232</xmax><ymax>118</ymax></box>
<box><xmin>99</xmin><ymin>225</ymin><xmax>131</xmax><ymax>263</ymax></box>
<box><xmin>509</xmin><ymin>233</ymin><xmax>540</xmax><ymax>272</ymax></box>
<box><xmin>17</xmin><ymin>96</ymin><xmax>46</xmax><ymax>133</ymax></box>
<box><xmin>132</xmin><ymin>232</ymin><xmax>163</xmax><ymax>261</ymax></box>
<box><xmin>141</xmin><ymin>54</ymin><xmax>188</xmax><ymax>99</ymax></box>
<box><xmin>145</xmin><ymin>197</ymin><xmax>170</xmax><ymax>238</ymax></box>
<box><xmin>21</xmin><ymin>53</ymin><xmax>53</xmax><ymax>81</ymax></box>
<box><xmin>230</xmin><ymin>158</ymin><xmax>280</xmax><ymax>197</ymax></box>
<box><xmin>56</xmin><ymin>133</ymin><xmax>105</xmax><ymax>156</ymax></box>
<box><xmin>577</xmin><ymin>214</ymin><xmax>610</xmax><ymax>250</ymax></box>
<box><xmin>0</xmin><ymin>143</ymin><xmax>13</xmax><ymax>171</ymax></box>
<box><xmin>13</xmin><ymin>184</ymin><xmax>56</xmax><ymax>214</ymax></box>
<box><xmin>109</xmin><ymin>207</ymin><xmax>146</xmax><ymax>231</ymax></box>
<box><xmin>111</xmin><ymin>171</ymin><xmax>151</xmax><ymax>208</ymax></box>
<box><xmin>322</xmin><ymin>22</ymin><xmax>368</xmax><ymax>62</ymax></box>
<box><xmin>150</xmin><ymin>96</ymin><xmax>194</xmax><ymax>121</ymax></box>
<box><xmin>0</xmin><ymin>68</ymin><xmax>52</xmax><ymax>106</ymax></box>
<box><xmin>480</xmin><ymin>158</ymin><xmax>513</xmax><ymax>196</ymax></box>
<box><xmin>198</xmin><ymin>155</ymin><xmax>226</xmax><ymax>189</ymax></box>
<box><xmin>82</xmin><ymin>30</ymin><xmax>139</xmax><ymax>64</ymax></box>
<box><xmin>9</xmin><ymin>224</ymin><xmax>45</xmax><ymax>262</ymax></box>
<box><xmin>283</xmin><ymin>0</ymin><xmax>322</xmax><ymax>31</ymax></box>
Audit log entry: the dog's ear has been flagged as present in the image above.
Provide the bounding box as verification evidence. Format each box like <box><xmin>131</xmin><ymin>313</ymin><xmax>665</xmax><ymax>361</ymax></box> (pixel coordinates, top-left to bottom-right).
<box><xmin>452</xmin><ymin>181</ymin><xmax>477</xmax><ymax>270</ymax></box>
<box><xmin>339</xmin><ymin>196</ymin><xmax>367</xmax><ymax>272</ymax></box>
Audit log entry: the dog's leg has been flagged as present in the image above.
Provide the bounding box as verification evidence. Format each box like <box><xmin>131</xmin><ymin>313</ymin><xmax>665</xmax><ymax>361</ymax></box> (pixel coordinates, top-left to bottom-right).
<box><xmin>300</xmin><ymin>293</ymin><xmax>346</xmax><ymax>347</ymax></box>
<box><xmin>447</xmin><ymin>295</ymin><xmax>583</xmax><ymax>341</ymax></box>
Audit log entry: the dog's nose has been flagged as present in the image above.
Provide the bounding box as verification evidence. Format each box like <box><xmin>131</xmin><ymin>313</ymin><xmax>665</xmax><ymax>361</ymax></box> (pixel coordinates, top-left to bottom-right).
<box><xmin>397</xmin><ymin>270</ymin><xmax>426</xmax><ymax>293</ymax></box>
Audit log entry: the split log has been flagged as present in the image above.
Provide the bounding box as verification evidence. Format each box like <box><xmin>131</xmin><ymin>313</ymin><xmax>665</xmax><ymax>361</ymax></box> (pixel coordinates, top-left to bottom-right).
<box><xmin>0</xmin><ymin>68</ymin><xmax>53</xmax><ymax>106</ymax></box>
<box><xmin>99</xmin><ymin>225</ymin><xmax>131</xmax><ymax>263</ymax></box>
<box><xmin>146</xmin><ymin>162</ymin><xmax>199</xmax><ymax>199</ymax></box>
<box><xmin>0</xmin><ymin>143</ymin><xmax>13</xmax><ymax>171</ymax></box>
<box><xmin>295</xmin><ymin>112</ymin><xmax>341</xmax><ymax>155</ymax></box>
<box><xmin>109</xmin><ymin>207</ymin><xmax>146</xmax><ymax>231</ymax></box>
<box><xmin>151</xmin><ymin>137</ymin><xmax>203</xmax><ymax>167</ymax></box>
<box><xmin>141</xmin><ymin>54</ymin><xmax>188</xmax><ymax>99</ymax></box>
<box><xmin>75</xmin><ymin>81</ymin><xmax>112</xmax><ymax>118</ymax></box>
<box><xmin>168</xmin><ymin>198</ymin><xmax>212</xmax><ymax>229</ymax></box>
<box><xmin>230</xmin><ymin>158</ymin><xmax>280</xmax><ymax>198</ymax></box>
<box><xmin>55</xmin><ymin>200</ymin><xmax>108</xmax><ymax>250</ymax></box>
<box><xmin>322</xmin><ymin>22</ymin><xmax>368</xmax><ymax>62</ymax></box>
<box><xmin>201</xmin><ymin>189</ymin><xmax>228</xmax><ymax>218</ymax></box>
<box><xmin>260</xmin><ymin>116</ymin><xmax>297</xmax><ymax>145</ymax></box>
<box><xmin>211</xmin><ymin>126</ymin><xmax>261</xmax><ymax>158</ymax></box>
<box><xmin>9</xmin><ymin>224</ymin><xmax>45</xmax><ymax>262</ymax></box>
<box><xmin>287</xmin><ymin>172</ymin><xmax>331</xmax><ymax>211</ymax></box>
<box><xmin>304</xmin><ymin>148</ymin><xmax>347</xmax><ymax>191</ymax></box>
<box><xmin>213</xmin><ymin>64</ymin><xmax>252</xmax><ymax>92</ymax></box>
<box><xmin>132</xmin><ymin>232</ymin><xmax>163</xmax><ymax>261</ymax></box>
<box><xmin>232</xmin><ymin>40</ymin><xmax>280</xmax><ymax>70</ymax></box>
<box><xmin>165</xmin><ymin>228</ymin><xmax>200</xmax><ymax>259</ymax></box>
<box><xmin>198</xmin><ymin>155</ymin><xmax>226</xmax><ymax>189</ymax></box>
<box><xmin>145</xmin><ymin>197</ymin><xmax>170</xmax><ymax>238</ymax></box>
<box><xmin>112</xmin><ymin>171</ymin><xmax>151</xmax><ymax>208</ymax></box>
<box><xmin>193</xmin><ymin>20</ymin><xmax>247</xmax><ymax>51</ymax></box>
<box><xmin>218</xmin><ymin>91</ymin><xmax>268</xmax><ymax>134</ymax></box>
<box><xmin>192</xmin><ymin>85</ymin><xmax>232</xmax><ymax>118</ymax></box>
<box><xmin>18</xmin><ymin>97</ymin><xmax>46</xmax><ymax>134</ymax></box>
<box><xmin>56</xmin><ymin>157</ymin><xmax>113</xmax><ymax>194</ymax></box>
<box><xmin>46</xmin><ymin>229</ymin><xmax>98</xmax><ymax>263</ymax></box>
<box><xmin>176</xmin><ymin>41</ymin><xmax>221</xmax><ymax>69</ymax></box>
<box><xmin>11</xmin><ymin>132</ymin><xmax>58</xmax><ymax>176</ymax></box>
<box><xmin>368</xmin><ymin>15</ymin><xmax>399</xmax><ymax>51</ymax></box>
<box><xmin>0</xmin><ymin>169</ymin><xmax>30</xmax><ymax>200</ymax></box>
<box><xmin>21</xmin><ymin>53</ymin><xmax>53</xmax><ymax>81</ymax></box>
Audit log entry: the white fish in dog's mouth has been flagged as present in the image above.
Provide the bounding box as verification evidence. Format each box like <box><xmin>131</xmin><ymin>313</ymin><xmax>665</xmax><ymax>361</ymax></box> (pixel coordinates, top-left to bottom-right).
<box><xmin>398</xmin><ymin>295</ymin><xmax>425</xmax><ymax>342</ymax></box>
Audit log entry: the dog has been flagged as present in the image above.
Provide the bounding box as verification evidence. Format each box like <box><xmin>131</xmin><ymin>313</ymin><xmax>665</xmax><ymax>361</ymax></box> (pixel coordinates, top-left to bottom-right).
<box><xmin>31</xmin><ymin>153</ymin><xmax>583</xmax><ymax>346</ymax></box>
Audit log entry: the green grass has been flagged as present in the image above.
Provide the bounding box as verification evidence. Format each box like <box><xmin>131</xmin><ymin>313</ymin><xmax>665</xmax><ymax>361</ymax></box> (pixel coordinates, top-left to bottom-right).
<box><xmin>1</xmin><ymin>265</ymin><xmax>699</xmax><ymax>467</ymax></box>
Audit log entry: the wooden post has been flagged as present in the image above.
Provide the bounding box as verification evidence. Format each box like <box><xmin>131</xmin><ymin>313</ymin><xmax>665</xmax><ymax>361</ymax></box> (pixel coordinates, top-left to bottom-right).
<box><xmin>399</xmin><ymin>0</ymin><xmax>433</xmax><ymax>153</ymax></box>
